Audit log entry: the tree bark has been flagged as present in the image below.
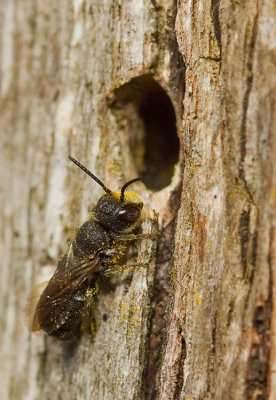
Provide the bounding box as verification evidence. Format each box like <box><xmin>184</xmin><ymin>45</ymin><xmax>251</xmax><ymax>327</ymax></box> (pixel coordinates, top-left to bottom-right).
<box><xmin>0</xmin><ymin>0</ymin><xmax>275</xmax><ymax>400</ymax></box>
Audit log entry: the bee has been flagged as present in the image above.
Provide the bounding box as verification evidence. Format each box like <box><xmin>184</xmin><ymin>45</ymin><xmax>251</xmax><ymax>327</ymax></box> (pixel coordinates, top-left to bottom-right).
<box><xmin>29</xmin><ymin>156</ymin><xmax>147</xmax><ymax>340</ymax></box>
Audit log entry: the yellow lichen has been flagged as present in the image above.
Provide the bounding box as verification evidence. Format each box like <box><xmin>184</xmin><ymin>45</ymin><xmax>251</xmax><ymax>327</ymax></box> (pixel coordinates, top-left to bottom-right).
<box><xmin>90</xmin><ymin>320</ymin><xmax>97</xmax><ymax>335</ymax></box>
<box><xmin>270</xmin><ymin>185</ymin><xmax>276</xmax><ymax>201</ymax></box>
<box><xmin>126</xmin><ymin>302</ymin><xmax>140</xmax><ymax>341</ymax></box>
<box><xmin>121</xmin><ymin>301</ymin><xmax>126</xmax><ymax>318</ymax></box>
<box><xmin>196</xmin><ymin>296</ymin><xmax>202</xmax><ymax>306</ymax></box>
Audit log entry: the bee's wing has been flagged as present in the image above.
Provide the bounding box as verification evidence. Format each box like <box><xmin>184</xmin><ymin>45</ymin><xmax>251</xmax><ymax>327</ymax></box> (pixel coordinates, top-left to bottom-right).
<box><xmin>27</xmin><ymin>246</ymin><xmax>100</xmax><ymax>334</ymax></box>
<box><xmin>24</xmin><ymin>281</ymin><xmax>49</xmax><ymax>334</ymax></box>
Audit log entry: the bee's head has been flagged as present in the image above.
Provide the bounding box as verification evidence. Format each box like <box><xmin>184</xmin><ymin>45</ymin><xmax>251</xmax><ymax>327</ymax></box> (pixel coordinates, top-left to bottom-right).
<box><xmin>69</xmin><ymin>156</ymin><xmax>143</xmax><ymax>232</ymax></box>
<box><xmin>94</xmin><ymin>191</ymin><xmax>143</xmax><ymax>232</ymax></box>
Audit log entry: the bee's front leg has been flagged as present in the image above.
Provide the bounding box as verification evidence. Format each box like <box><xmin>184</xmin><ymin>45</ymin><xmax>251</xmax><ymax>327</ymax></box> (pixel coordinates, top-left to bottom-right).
<box><xmin>117</xmin><ymin>210</ymin><xmax>159</xmax><ymax>242</ymax></box>
<box><xmin>116</xmin><ymin>229</ymin><xmax>159</xmax><ymax>242</ymax></box>
<box><xmin>104</xmin><ymin>262</ymin><xmax>149</xmax><ymax>275</ymax></box>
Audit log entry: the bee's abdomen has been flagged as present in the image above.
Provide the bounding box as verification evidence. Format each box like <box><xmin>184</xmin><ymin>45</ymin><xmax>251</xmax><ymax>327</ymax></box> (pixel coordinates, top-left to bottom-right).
<box><xmin>44</xmin><ymin>279</ymin><xmax>90</xmax><ymax>340</ymax></box>
<box><xmin>72</xmin><ymin>219</ymin><xmax>110</xmax><ymax>258</ymax></box>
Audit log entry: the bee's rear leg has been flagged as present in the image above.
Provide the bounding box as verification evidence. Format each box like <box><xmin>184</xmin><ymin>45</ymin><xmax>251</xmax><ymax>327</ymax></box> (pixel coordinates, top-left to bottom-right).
<box><xmin>82</xmin><ymin>285</ymin><xmax>98</xmax><ymax>336</ymax></box>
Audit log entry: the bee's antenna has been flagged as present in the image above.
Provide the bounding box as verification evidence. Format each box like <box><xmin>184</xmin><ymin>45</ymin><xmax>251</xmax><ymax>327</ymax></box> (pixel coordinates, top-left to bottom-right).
<box><xmin>69</xmin><ymin>156</ymin><xmax>112</xmax><ymax>195</ymax></box>
<box><xmin>120</xmin><ymin>178</ymin><xmax>142</xmax><ymax>202</ymax></box>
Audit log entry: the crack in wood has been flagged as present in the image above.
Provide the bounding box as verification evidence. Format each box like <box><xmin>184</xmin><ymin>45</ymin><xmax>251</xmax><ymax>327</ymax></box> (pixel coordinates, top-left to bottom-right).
<box><xmin>238</xmin><ymin>6</ymin><xmax>259</xmax><ymax>203</ymax></box>
<box><xmin>211</xmin><ymin>0</ymin><xmax>221</xmax><ymax>58</ymax></box>
<box><xmin>174</xmin><ymin>332</ymin><xmax>187</xmax><ymax>400</ymax></box>
<box><xmin>143</xmin><ymin>185</ymin><xmax>183</xmax><ymax>400</ymax></box>
<box><xmin>245</xmin><ymin>227</ymin><xmax>273</xmax><ymax>399</ymax></box>
<box><xmin>239</xmin><ymin>209</ymin><xmax>250</xmax><ymax>276</ymax></box>
<box><xmin>249</xmin><ymin>230</ymin><xmax>258</xmax><ymax>284</ymax></box>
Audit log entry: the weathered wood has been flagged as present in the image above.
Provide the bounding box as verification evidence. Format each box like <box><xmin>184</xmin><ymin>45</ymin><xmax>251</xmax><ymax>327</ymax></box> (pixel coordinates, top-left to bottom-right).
<box><xmin>157</xmin><ymin>0</ymin><xmax>276</xmax><ymax>399</ymax></box>
<box><xmin>0</xmin><ymin>0</ymin><xmax>275</xmax><ymax>399</ymax></box>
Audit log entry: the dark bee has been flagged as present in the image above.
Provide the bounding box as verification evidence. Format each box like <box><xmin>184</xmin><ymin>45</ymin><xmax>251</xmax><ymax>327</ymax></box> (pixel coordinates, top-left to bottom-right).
<box><xmin>30</xmin><ymin>156</ymin><xmax>145</xmax><ymax>340</ymax></box>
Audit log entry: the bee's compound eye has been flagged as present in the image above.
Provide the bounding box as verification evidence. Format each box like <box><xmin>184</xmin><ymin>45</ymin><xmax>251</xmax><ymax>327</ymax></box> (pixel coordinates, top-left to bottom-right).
<box><xmin>118</xmin><ymin>205</ymin><xmax>141</xmax><ymax>223</ymax></box>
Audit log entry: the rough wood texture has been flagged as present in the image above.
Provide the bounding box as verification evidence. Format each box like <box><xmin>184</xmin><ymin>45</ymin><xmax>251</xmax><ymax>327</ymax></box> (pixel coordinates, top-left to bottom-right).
<box><xmin>157</xmin><ymin>0</ymin><xmax>276</xmax><ymax>399</ymax></box>
<box><xmin>0</xmin><ymin>0</ymin><xmax>275</xmax><ymax>400</ymax></box>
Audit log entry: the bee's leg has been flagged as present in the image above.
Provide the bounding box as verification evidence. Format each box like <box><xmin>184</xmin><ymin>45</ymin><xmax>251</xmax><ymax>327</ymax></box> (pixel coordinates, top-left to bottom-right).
<box><xmin>82</xmin><ymin>284</ymin><xmax>98</xmax><ymax>336</ymax></box>
<box><xmin>116</xmin><ymin>231</ymin><xmax>159</xmax><ymax>241</ymax></box>
<box><xmin>104</xmin><ymin>263</ymin><xmax>149</xmax><ymax>275</ymax></box>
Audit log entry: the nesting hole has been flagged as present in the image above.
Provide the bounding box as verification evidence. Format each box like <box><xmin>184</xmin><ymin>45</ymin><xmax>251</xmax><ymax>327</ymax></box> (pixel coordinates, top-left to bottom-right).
<box><xmin>111</xmin><ymin>75</ymin><xmax>179</xmax><ymax>191</ymax></box>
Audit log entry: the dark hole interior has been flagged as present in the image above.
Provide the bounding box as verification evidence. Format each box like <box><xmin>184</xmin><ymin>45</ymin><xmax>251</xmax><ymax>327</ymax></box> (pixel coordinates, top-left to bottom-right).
<box><xmin>112</xmin><ymin>75</ymin><xmax>179</xmax><ymax>191</ymax></box>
